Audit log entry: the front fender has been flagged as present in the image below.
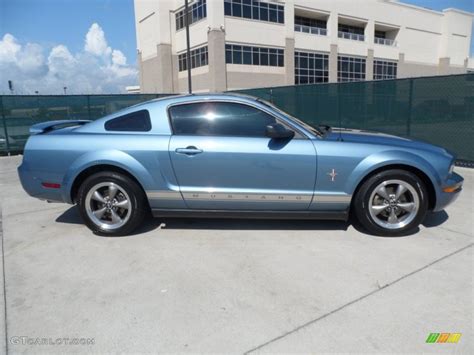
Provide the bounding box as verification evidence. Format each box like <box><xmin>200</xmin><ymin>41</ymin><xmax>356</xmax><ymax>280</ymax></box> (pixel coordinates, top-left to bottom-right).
<box><xmin>345</xmin><ymin>150</ymin><xmax>441</xmax><ymax>196</ymax></box>
<box><xmin>61</xmin><ymin>149</ymin><xmax>156</xmax><ymax>203</ymax></box>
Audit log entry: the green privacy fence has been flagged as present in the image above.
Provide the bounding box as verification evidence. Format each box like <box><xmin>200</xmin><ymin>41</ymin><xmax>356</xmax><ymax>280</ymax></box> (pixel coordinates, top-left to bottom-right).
<box><xmin>1</xmin><ymin>74</ymin><xmax>473</xmax><ymax>163</ymax></box>
<box><xmin>235</xmin><ymin>74</ymin><xmax>474</xmax><ymax>164</ymax></box>
<box><xmin>0</xmin><ymin>93</ymin><xmax>173</xmax><ymax>155</ymax></box>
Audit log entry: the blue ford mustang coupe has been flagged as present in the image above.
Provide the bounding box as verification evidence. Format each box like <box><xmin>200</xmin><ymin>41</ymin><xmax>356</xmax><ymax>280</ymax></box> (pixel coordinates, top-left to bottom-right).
<box><xmin>18</xmin><ymin>94</ymin><xmax>463</xmax><ymax>236</ymax></box>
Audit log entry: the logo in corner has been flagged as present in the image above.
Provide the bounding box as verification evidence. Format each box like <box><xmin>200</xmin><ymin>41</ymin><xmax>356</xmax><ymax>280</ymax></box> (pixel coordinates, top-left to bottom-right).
<box><xmin>426</xmin><ymin>333</ymin><xmax>462</xmax><ymax>343</ymax></box>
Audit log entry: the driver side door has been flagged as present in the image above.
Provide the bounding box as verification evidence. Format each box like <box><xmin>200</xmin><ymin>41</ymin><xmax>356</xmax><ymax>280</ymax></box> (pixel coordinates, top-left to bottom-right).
<box><xmin>167</xmin><ymin>100</ymin><xmax>317</xmax><ymax>210</ymax></box>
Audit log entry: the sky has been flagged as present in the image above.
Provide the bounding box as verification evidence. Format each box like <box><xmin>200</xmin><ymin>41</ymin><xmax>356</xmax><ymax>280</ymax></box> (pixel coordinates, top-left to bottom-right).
<box><xmin>0</xmin><ymin>0</ymin><xmax>473</xmax><ymax>94</ymax></box>
<box><xmin>0</xmin><ymin>0</ymin><xmax>137</xmax><ymax>94</ymax></box>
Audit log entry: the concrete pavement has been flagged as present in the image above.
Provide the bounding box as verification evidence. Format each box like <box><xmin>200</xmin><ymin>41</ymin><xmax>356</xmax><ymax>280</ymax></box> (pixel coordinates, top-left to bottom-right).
<box><xmin>0</xmin><ymin>155</ymin><xmax>472</xmax><ymax>354</ymax></box>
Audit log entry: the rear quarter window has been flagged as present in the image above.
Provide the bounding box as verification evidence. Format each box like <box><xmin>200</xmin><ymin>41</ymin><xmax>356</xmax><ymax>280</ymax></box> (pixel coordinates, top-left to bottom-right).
<box><xmin>104</xmin><ymin>110</ymin><xmax>152</xmax><ymax>132</ymax></box>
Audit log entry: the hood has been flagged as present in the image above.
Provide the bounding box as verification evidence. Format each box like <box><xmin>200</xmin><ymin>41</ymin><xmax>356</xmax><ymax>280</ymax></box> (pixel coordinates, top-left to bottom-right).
<box><xmin>325</xmin><ymin>128</ymin><xmax>448</xmax><ymax>155</ymax></box>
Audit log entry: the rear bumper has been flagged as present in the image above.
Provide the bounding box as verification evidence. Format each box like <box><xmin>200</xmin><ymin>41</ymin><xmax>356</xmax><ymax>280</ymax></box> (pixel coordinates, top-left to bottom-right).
<box><xmin>18</xmin><ymin>161</ymin><xmax>65</xmax><ymax>203</ymax></box>
<box><xmin>433</xmin><ymin>172</ymin><xmax>463</xmax><ymax>212</ymax></box>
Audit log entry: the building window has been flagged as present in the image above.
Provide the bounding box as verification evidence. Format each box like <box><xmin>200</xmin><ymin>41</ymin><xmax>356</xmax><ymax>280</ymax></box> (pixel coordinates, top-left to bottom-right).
<box><xmin>374</xmin><ymin>60</ymin><xmax>397</xmax><ymax>80</ymax></box>
<box><xmin>338</xmin><ymin>23</ymin><xmax>365</xmax><ymax>41</ymax></box>
<box><xmin>338</xmin><ymin>56</ymin><xmax>366</xmax><ymax>82</ymax></box>
<box><xmin>338</xmin><ymin>24</ymin><xmax>364</xmax><ymax>35</ymax></box>
<box><xmin>224</xmin><ymin>0</ymin><xmax>284</xmax><ymax>24</ymax></box>
<box><xmin>375</xmin><ymin>30</ymin><xmax>386</xmax><ymax>39</ymax></box>
<box><xmin>226</xmin><ymin>44</ymin><xmax>284</xmax><ymax>67</ymax></box>
<box><xmin>294</xmin><ymin>16</ymin><xmax>327</xmax><ymax>36</ymax></box>
<box><xmin>178</xmin><ymin>46</ymin><xmax>208</xmax><ymax>72</ymax></box>
<box><xmin>295</xmin><ymin>51</ymin><xmax>328</xmax><ymax>85</ymax></box>
<box><xmin>176</xmin><ymin>0</ymin><xmax>207</xmax><ymax>31</ymax></box>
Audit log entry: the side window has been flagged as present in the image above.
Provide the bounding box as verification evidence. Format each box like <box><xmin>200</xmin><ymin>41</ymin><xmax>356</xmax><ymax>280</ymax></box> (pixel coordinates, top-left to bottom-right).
<box><xmin>105</xmin><ymin>110</ymin><xmax>151</xmax><ymax>132</ymax></box>
<box><xmin>169</xmin><ymin>102</ymin><xmax>277</xmax><ymax>137</ymax></box>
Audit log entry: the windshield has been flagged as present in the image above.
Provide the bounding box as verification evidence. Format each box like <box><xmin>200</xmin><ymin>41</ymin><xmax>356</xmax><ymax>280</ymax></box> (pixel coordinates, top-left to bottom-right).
<box><xmin>256</xmin><ymin>98</ymin><xmax>324</xmax><ymax>136</ymax></box>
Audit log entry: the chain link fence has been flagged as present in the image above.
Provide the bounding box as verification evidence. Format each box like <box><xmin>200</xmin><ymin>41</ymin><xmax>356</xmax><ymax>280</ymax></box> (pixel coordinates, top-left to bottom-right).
<box><xmin>236</xmin><ymin>74</ymin><xmax>474</xmax><ymax>165</ymax></box>
<box><xmin>1</xmin><ymin>74</ymin><xmax>473</xmax><ymax>164</ymax></box>
<box><xmin>0</xmin><ymin>93</ymin><xmax>173</xmax><ymax>155</ymax></box>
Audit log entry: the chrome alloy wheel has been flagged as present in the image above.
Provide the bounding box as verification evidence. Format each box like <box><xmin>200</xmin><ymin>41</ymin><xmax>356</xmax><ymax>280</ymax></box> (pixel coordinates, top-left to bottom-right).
<box><xmin>85</xmin><ymin>182</ymin><xmax>131</xmax><ymax>230</ymax></box>
<box><xmin>368</xmin><ymin>179</ymin><xmax>420</xmax><ymax>230</ymax></box>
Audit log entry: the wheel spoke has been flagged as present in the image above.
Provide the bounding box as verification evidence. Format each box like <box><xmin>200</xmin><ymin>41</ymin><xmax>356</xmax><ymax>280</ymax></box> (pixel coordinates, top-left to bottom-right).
<box><xmin>370</xmin><ymin>205</ymin><xmax>386</xmax><ymax>215</ymax></box>
<box><xmin>92</xmin><ymin>191</ymin><xmax>106</xmax><ymax>203</ymax></box>
<box><xmin>108</xmin><ymin>184</ymin><xmax>118</xmax><ymax>199</ymax></box>
<box><xmin>395</xmin><ymin>184</ymin><xmax>407</xmax><ymax>199</ymax></box>
<box><xmin>93</xmin><ymin>207</ymin><xmax>107</xmax><ymax>219</ymax></box>
<box><xmin>376</xmin><ymin>185</ymin><xmax>390</xmax><ymax>200</ymax></box>
<box><xmin>398</xmin><ymin>202</ymin><xmax>415</xmax><ymax>212</ymax></box>
<box><xmin>114</xmin><ymin>199</ymin><xmax>130</xmax><ymax>210</ymax></box>
<box><xmin>388</xmin><ymin>209</ymin><xmax>398</xmax><ymax>224</ymax></box>
<box><xmin>110</xmin><ymin>210</ymin><xmax>122</xmax><ymax>224</ymax></box>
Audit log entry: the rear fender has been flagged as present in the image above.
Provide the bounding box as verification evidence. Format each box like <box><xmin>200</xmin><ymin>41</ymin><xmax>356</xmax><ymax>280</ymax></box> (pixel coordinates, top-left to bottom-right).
<box><xmin>61</xmin><ymin>150</ymin><xmax>156</xmax><ymax>204</ymax></box>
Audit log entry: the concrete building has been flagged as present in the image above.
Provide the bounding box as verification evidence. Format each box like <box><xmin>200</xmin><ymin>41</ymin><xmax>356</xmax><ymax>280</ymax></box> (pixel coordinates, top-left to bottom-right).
<box><xmin>134</xmin><ymin>0</ymin><xmax>473</xmax><ymax>93</ymax></box>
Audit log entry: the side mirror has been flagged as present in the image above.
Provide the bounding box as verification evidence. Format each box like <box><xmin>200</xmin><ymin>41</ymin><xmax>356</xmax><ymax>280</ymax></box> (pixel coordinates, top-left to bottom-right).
<box><xmin>265</xmin><ymin>123</ymin><xmax>295</xmax><ymax>139</ymax></box>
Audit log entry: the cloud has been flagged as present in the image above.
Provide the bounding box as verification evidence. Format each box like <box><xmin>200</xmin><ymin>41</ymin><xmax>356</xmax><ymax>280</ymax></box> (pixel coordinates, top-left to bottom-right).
<box><xmin>0</xmin><ymin>23</ymin><xmax>137</xmax><ymax>94</ymax></box>
<box><xmin>112</xmin><ymin>49</ymin><xmax>127</xmax><ymax>66</ymax></box>
<box><xmin>0</xmin><ymin>33</ymin><xmax>21</xmax><ymax>63</ymax></box>
<box><xmin>84</xmin><ymin>23</ymin><xmax>112</xmax><ymax>57</ymax></box>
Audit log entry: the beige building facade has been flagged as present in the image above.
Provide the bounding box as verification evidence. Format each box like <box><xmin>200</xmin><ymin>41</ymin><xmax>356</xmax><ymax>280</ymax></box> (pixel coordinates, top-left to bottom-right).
<box><xmin>134</xmin><ymin>0</ymin><xmax>473</xmax><ymax>93</ymax></box>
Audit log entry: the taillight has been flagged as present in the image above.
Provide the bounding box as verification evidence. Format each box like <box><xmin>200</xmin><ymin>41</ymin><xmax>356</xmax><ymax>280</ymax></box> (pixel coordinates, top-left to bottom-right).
<box><xmin>41</xmin><ymin>182</ymin><xmax>61</xmax><ymax>189</ymax></box>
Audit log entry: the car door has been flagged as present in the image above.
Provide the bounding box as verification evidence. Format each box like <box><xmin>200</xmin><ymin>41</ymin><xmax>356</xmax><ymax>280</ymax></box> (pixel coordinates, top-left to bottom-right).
<box><xmin>167</xmin><ymin>100</ymin><xmax>317</xmax><ymax>210</ymax></box>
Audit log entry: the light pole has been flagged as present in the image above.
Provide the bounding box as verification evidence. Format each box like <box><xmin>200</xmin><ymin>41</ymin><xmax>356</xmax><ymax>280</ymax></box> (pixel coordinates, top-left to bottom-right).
<box><xmin>184</xmin><ymin>0</ymin><xmax>192</xmax><ymax>94</ymax></box>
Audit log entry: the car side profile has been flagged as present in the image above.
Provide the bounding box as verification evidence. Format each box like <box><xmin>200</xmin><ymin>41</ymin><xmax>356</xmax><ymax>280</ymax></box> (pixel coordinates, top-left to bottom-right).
<box><xmin>18</xmin><ymin>94</ymin><xmax>463</xmax><ymax>236</ymax></box>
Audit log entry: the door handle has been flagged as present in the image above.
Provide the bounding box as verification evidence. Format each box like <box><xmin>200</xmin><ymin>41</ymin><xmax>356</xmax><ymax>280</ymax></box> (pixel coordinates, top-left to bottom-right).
<box><xmin>175</xmin><ymin>146</ymin><xmax>203</xmax><ymax>155</ymax></box>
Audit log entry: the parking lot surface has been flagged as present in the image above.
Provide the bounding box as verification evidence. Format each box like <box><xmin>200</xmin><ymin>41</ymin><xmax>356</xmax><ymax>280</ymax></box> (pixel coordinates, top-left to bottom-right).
<box><xmin>0</xmin><ymin>155</ymin><xmax>472</xmax><ymax>354</ymax></box>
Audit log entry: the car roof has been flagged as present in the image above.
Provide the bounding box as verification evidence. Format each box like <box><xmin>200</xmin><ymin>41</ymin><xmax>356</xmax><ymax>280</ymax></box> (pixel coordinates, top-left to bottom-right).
<box><xmin>137</xmin><ymin>92</ymin><xmax>260</xmax><ymax>108</ymax></box>
<box><xmin>74</xmin><ymin>93</ymin><xmax>263</xmax><ymax>134</ymax></box>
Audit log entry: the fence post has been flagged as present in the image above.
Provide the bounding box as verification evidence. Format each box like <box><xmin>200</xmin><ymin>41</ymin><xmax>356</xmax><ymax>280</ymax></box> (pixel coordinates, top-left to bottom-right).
<box><xmin>406</xmin><ymin>78</ymin><xmax>414</xmax><ymax>137</ymax></box>
<box><xmin>337</xmin><ymin>85</ymin><xmax>342</xmax><ymax>134</ymax></box>
<box><xmin>0</xmin><ymin>96</ymin><xmax>11</xmax><ymax>156</ymax></box>
<box><xmin>87</xmin><ymin>95</ymin><xmax>92</xmax><ymax>120</ymax></box>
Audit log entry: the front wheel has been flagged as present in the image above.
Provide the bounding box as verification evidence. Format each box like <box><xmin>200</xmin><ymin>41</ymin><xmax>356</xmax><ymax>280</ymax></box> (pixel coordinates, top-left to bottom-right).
<box><xmin>353</xmin><ymin>169</ymin><xmax>428</xmax><ymax>236</ymax></box>
<box><xmin>78</xmin><ymin>172</ymin><xmax>148</xmax><ymax>236</ymax></box>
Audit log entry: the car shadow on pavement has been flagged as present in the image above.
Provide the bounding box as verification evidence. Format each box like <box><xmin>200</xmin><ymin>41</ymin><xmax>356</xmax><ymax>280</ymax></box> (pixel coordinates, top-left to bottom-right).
<box><xmin>56</xmin><ymin>205</ymin><xmax>351</xmax><ymax>235</ymax></box>
<box><xmin>422</xmin><ymin>210</ymin><xmax>449</xmax><ymax>228</ymax></box>
<box><xmin>55</xmin><ymin>206</ymin><xmax>449</xmax><ymax>236</ymax></box>
<box><xmin>158</xmin><ymin>218</ymin><xmax>350</xmax><ymax>231</ymax></box>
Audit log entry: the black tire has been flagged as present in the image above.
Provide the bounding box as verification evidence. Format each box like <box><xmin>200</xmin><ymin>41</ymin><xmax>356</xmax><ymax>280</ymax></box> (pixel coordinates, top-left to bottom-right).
<box><xmin>353</xmin><ymin>169</ymin><xmax>428</xmax><ymax>236</ymax></box>
<box><xmin>77</xmin><ymin>171</ymin><xmax>149</xmax><ymax>236</ymax></box>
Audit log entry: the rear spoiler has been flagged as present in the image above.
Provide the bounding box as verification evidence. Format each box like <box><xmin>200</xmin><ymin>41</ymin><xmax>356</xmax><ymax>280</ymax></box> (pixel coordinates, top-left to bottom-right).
<box><xmin>29</xmin><ymin>120</ymin><xmax>92</xmax><ymax>135</ymax></box>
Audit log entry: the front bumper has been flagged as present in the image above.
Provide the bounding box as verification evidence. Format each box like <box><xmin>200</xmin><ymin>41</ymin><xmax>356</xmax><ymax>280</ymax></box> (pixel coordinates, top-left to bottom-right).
<box><xmin>434</xmin><ymin>172</ymin><xmax>463</xmax><ymax>212</ymax></box>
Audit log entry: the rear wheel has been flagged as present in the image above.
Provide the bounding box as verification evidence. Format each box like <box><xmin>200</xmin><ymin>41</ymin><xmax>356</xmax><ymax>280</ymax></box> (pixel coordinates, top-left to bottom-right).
<box><xmin>353</xmin><ymin>169</ymin><xmax>428</xmax><ymax>236</ymax></box>
<box><xmin>78</xmin><ymin>172</ymin><xmax>148</xmax><ymax>236</ymax></box>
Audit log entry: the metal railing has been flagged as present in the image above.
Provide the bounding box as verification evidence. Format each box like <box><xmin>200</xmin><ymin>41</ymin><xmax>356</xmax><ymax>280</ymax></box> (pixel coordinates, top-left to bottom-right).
<box><xmin>338</xmin><ymin>31</ymin><xmax>365</xmax><ymax>41</ymax></box>
<box><xmin>374</xmin><ymin>37</ymin><xmax>397</xmax><ymax>46</ymax></box>
<box><xmin>294</xmin><ymin>24</ymin><xmax>327</xmax><ymax>36</ymax></box>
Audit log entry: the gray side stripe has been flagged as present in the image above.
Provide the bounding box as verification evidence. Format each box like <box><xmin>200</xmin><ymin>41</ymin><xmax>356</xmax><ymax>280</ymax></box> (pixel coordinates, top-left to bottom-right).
<box><xmin>146</xmin><ymin>190</ymin><xmax>351</xmax><ymax>203</ymax></box>
<box><xmin>315</xmin><ymin>194</ymin><xmax>352</xmax><ymax>203</ymax></box>
<box><xmin>146</xmin><ymin>191</ymin><xmax>182</xmax><ymax>200</ymax></box>
<box><xmin>182</xmin><ymin>192</ymin><xmax>312</xmax><ymax>203</ymax></box>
